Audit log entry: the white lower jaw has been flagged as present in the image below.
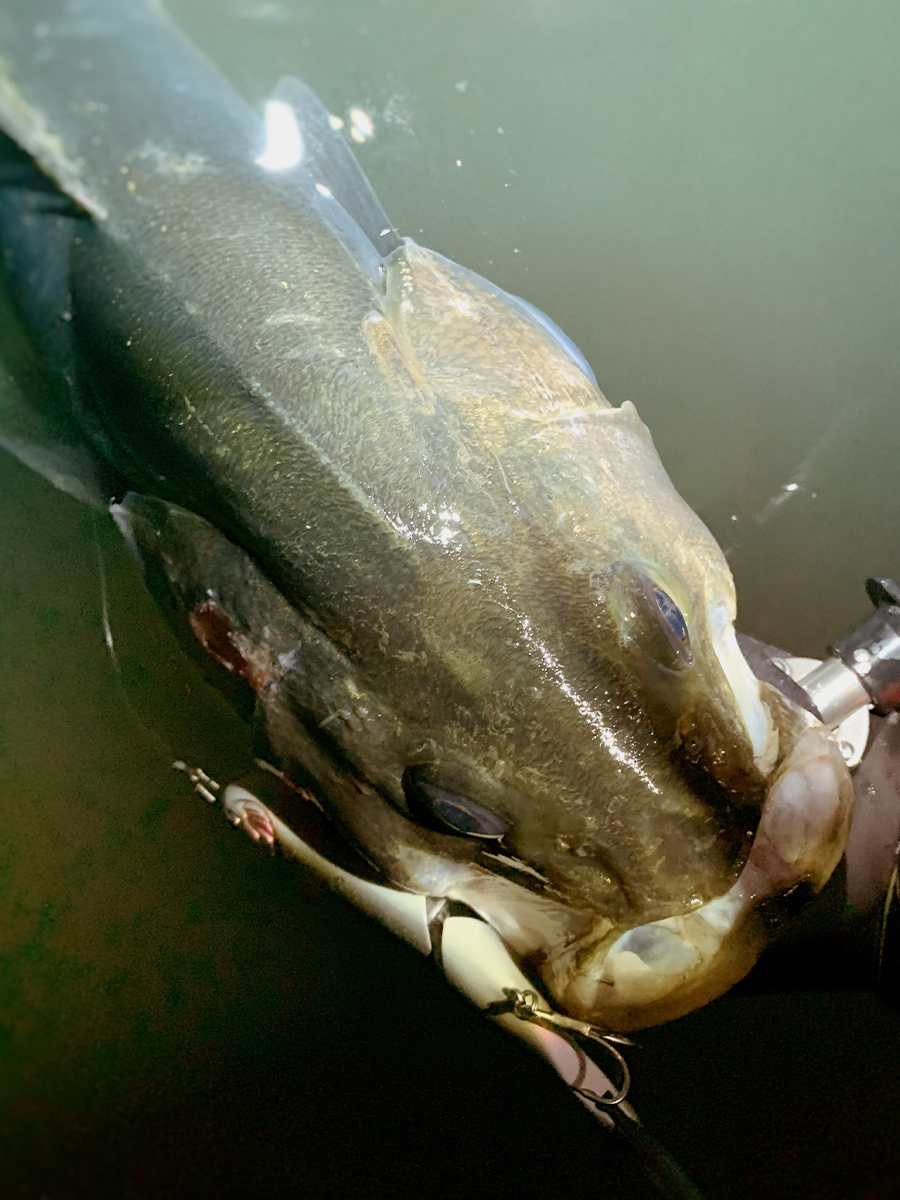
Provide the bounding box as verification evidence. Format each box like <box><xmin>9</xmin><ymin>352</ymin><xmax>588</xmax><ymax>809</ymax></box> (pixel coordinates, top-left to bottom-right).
<box><xmin>542</xmin><ymin>721</ymin><xmax>853</xmax><ymax>1028</ymax></box>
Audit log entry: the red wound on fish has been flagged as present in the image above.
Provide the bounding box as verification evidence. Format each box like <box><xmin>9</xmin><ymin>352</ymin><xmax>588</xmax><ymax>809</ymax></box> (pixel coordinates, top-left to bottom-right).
<box><xmin>189</xmin><ymin>600</ymin><xmax>273</xmax><ymax>692</ymax></box>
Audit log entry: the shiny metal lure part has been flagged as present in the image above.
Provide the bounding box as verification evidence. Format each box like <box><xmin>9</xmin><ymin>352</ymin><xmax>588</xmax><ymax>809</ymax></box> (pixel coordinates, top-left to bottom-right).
<box><xmin>775</xmin><ymin>576</ymin><xmax>900</xmax><ymax>769</ymax></box>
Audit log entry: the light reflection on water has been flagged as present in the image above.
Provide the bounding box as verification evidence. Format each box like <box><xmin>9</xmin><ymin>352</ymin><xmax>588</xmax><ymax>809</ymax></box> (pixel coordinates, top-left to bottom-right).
<box><xmin>1</xmin><ymin>1</ymin><xmax>899</xmax><ymax>1195</ymax></box>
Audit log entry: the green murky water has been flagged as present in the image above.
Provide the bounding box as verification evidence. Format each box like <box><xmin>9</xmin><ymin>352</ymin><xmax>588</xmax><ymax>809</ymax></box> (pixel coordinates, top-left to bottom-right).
<box><xmin>1</xmin><ymin>2</ymin><xmax>900</xmax><ymax>1196</ymax></box>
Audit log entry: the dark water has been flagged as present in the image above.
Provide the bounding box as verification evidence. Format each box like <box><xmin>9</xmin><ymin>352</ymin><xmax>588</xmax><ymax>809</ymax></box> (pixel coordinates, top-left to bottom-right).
<box><xmin>2</xmin><ymin>2</ymin><xmax>900</xmax><ymax>1196</ymax></box>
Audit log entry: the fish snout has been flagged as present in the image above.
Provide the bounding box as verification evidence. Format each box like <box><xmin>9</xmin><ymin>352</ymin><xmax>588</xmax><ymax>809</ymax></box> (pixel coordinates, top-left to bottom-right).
<box><xmin>539</xmin><ymin>722</ymin><xmax>853</xmax><ymax>1030</ymax></box>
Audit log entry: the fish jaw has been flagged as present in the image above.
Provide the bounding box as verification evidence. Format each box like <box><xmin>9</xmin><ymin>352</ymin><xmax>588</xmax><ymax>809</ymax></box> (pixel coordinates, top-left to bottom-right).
<box><xmin>539</xmin><ymin>720</ymin><xmax>853</xmax><ymax>1030</ymax></box>
<box><xmin>707</xmin><ymin>596</ymin><xmax>779</xmax><ymax>773</ymax></box>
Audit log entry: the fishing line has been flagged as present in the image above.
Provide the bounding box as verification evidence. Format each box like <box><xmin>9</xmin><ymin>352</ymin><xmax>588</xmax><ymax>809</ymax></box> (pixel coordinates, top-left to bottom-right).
<box><xmin>89</xmin><ymin>505</ymin><xmax>179</xmax><ymax>762</ymax></box>
<box><xmin>483</xmin><ymin>987</ymin><xmax>705</xmax><ymax>1199</ymax></box>
<box><xmin>92</xmin><ymin>507</ymin><xmax>117</xmax><ymax>663</ymax></box>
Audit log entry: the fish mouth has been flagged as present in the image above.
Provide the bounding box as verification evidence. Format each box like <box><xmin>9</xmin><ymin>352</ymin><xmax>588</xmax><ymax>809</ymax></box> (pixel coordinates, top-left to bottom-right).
<box><xmin>539</xmin><ymin>715</ymin><xmax>853</xmax><ymax>1030</ymax></box>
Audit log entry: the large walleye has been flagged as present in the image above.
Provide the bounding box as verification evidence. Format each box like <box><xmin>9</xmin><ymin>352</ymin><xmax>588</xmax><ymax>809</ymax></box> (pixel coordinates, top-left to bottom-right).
<box><xmin>0</xmin><ymin>0</ymin><xmax>851</xmax><ymax>1030</ymax></box>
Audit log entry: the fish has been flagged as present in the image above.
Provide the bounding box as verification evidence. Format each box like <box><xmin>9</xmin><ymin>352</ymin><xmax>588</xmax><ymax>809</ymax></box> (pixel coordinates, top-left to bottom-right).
<box><xmin>0</xmin><ymin>0</ymin><xmax>853</xmax><ymax>1032</ymax></box>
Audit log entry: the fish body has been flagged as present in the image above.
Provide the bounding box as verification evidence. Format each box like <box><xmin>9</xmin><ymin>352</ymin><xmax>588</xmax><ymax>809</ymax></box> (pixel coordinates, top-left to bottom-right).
<box><xmin>0</xmin><ymin>0</ymin><xmax>852</xmax><ymax>1028</ymax></box>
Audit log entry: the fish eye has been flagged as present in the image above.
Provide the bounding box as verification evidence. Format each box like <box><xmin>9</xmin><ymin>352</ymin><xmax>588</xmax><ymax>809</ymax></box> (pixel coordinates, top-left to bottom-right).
<box><xmin>402</xmin><ymin>769</ymin><xmax>508</xmax><ymax>840</ymax></box>
<box><xmin>612</xmin><ymin>566</ymin><xmax>693</xmax><ymax>671</ymax></box>
<box><xmin>647</xmin><ymin>581</ymin><xmax>691</xmax><ymax>662</ymax></box>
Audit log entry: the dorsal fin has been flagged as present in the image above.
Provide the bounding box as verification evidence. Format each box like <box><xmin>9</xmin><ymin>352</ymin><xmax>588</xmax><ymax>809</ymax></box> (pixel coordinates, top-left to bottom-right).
<box><xmin>268</xmin><ymin>76</ymin><xmax>401</xmax><ymax>259</ymax></box>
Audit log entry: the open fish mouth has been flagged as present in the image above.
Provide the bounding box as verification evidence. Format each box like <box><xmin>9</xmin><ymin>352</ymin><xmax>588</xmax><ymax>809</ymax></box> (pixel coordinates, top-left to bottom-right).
<box><xmin>540</xmin><ymin>708</ymin><xmax>852</xmax><ymax>1031</ymax></box>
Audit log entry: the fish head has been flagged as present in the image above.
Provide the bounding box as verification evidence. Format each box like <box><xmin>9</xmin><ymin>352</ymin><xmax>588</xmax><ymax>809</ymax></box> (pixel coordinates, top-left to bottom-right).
<box><xmin>330</xmin><ymin>247</ymin><xmax>852</xmax><ymax>1029</ymax></box>
<box><xmin>361</xmin><ymin>402</ymin><xmax>851</xmax><ymax>1028</ymax></box>
<box><xmin>111</xmin><ymin>246</ymin><xmax>852</xmax><ymax>1032</ymax></box>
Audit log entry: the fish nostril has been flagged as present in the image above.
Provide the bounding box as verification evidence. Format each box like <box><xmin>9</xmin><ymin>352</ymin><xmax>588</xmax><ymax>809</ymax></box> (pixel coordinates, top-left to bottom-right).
<box><xmin>402</xmin><ymin>767</ymin><xmax>508</xmax><ymax>840</ymax></box>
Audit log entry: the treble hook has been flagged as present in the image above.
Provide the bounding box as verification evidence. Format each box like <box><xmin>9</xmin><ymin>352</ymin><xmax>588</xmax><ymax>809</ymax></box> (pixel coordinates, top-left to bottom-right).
<box><xmin>483</xmin><ymin>987</ymin><xmax>633</xmax><ymax>1107</ymax></box>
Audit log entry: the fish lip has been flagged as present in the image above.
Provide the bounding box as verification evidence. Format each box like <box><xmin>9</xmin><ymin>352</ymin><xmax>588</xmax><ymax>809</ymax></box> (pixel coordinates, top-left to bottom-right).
<box><xmin>535</xmin><ymin>714</ymin><xmax>853</xmax><ymax>1031</ymax></box>
<box><xmin>708</xmin><ymin>599</ymin><xmax>779</xmax><ymax>773</ymax></box>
